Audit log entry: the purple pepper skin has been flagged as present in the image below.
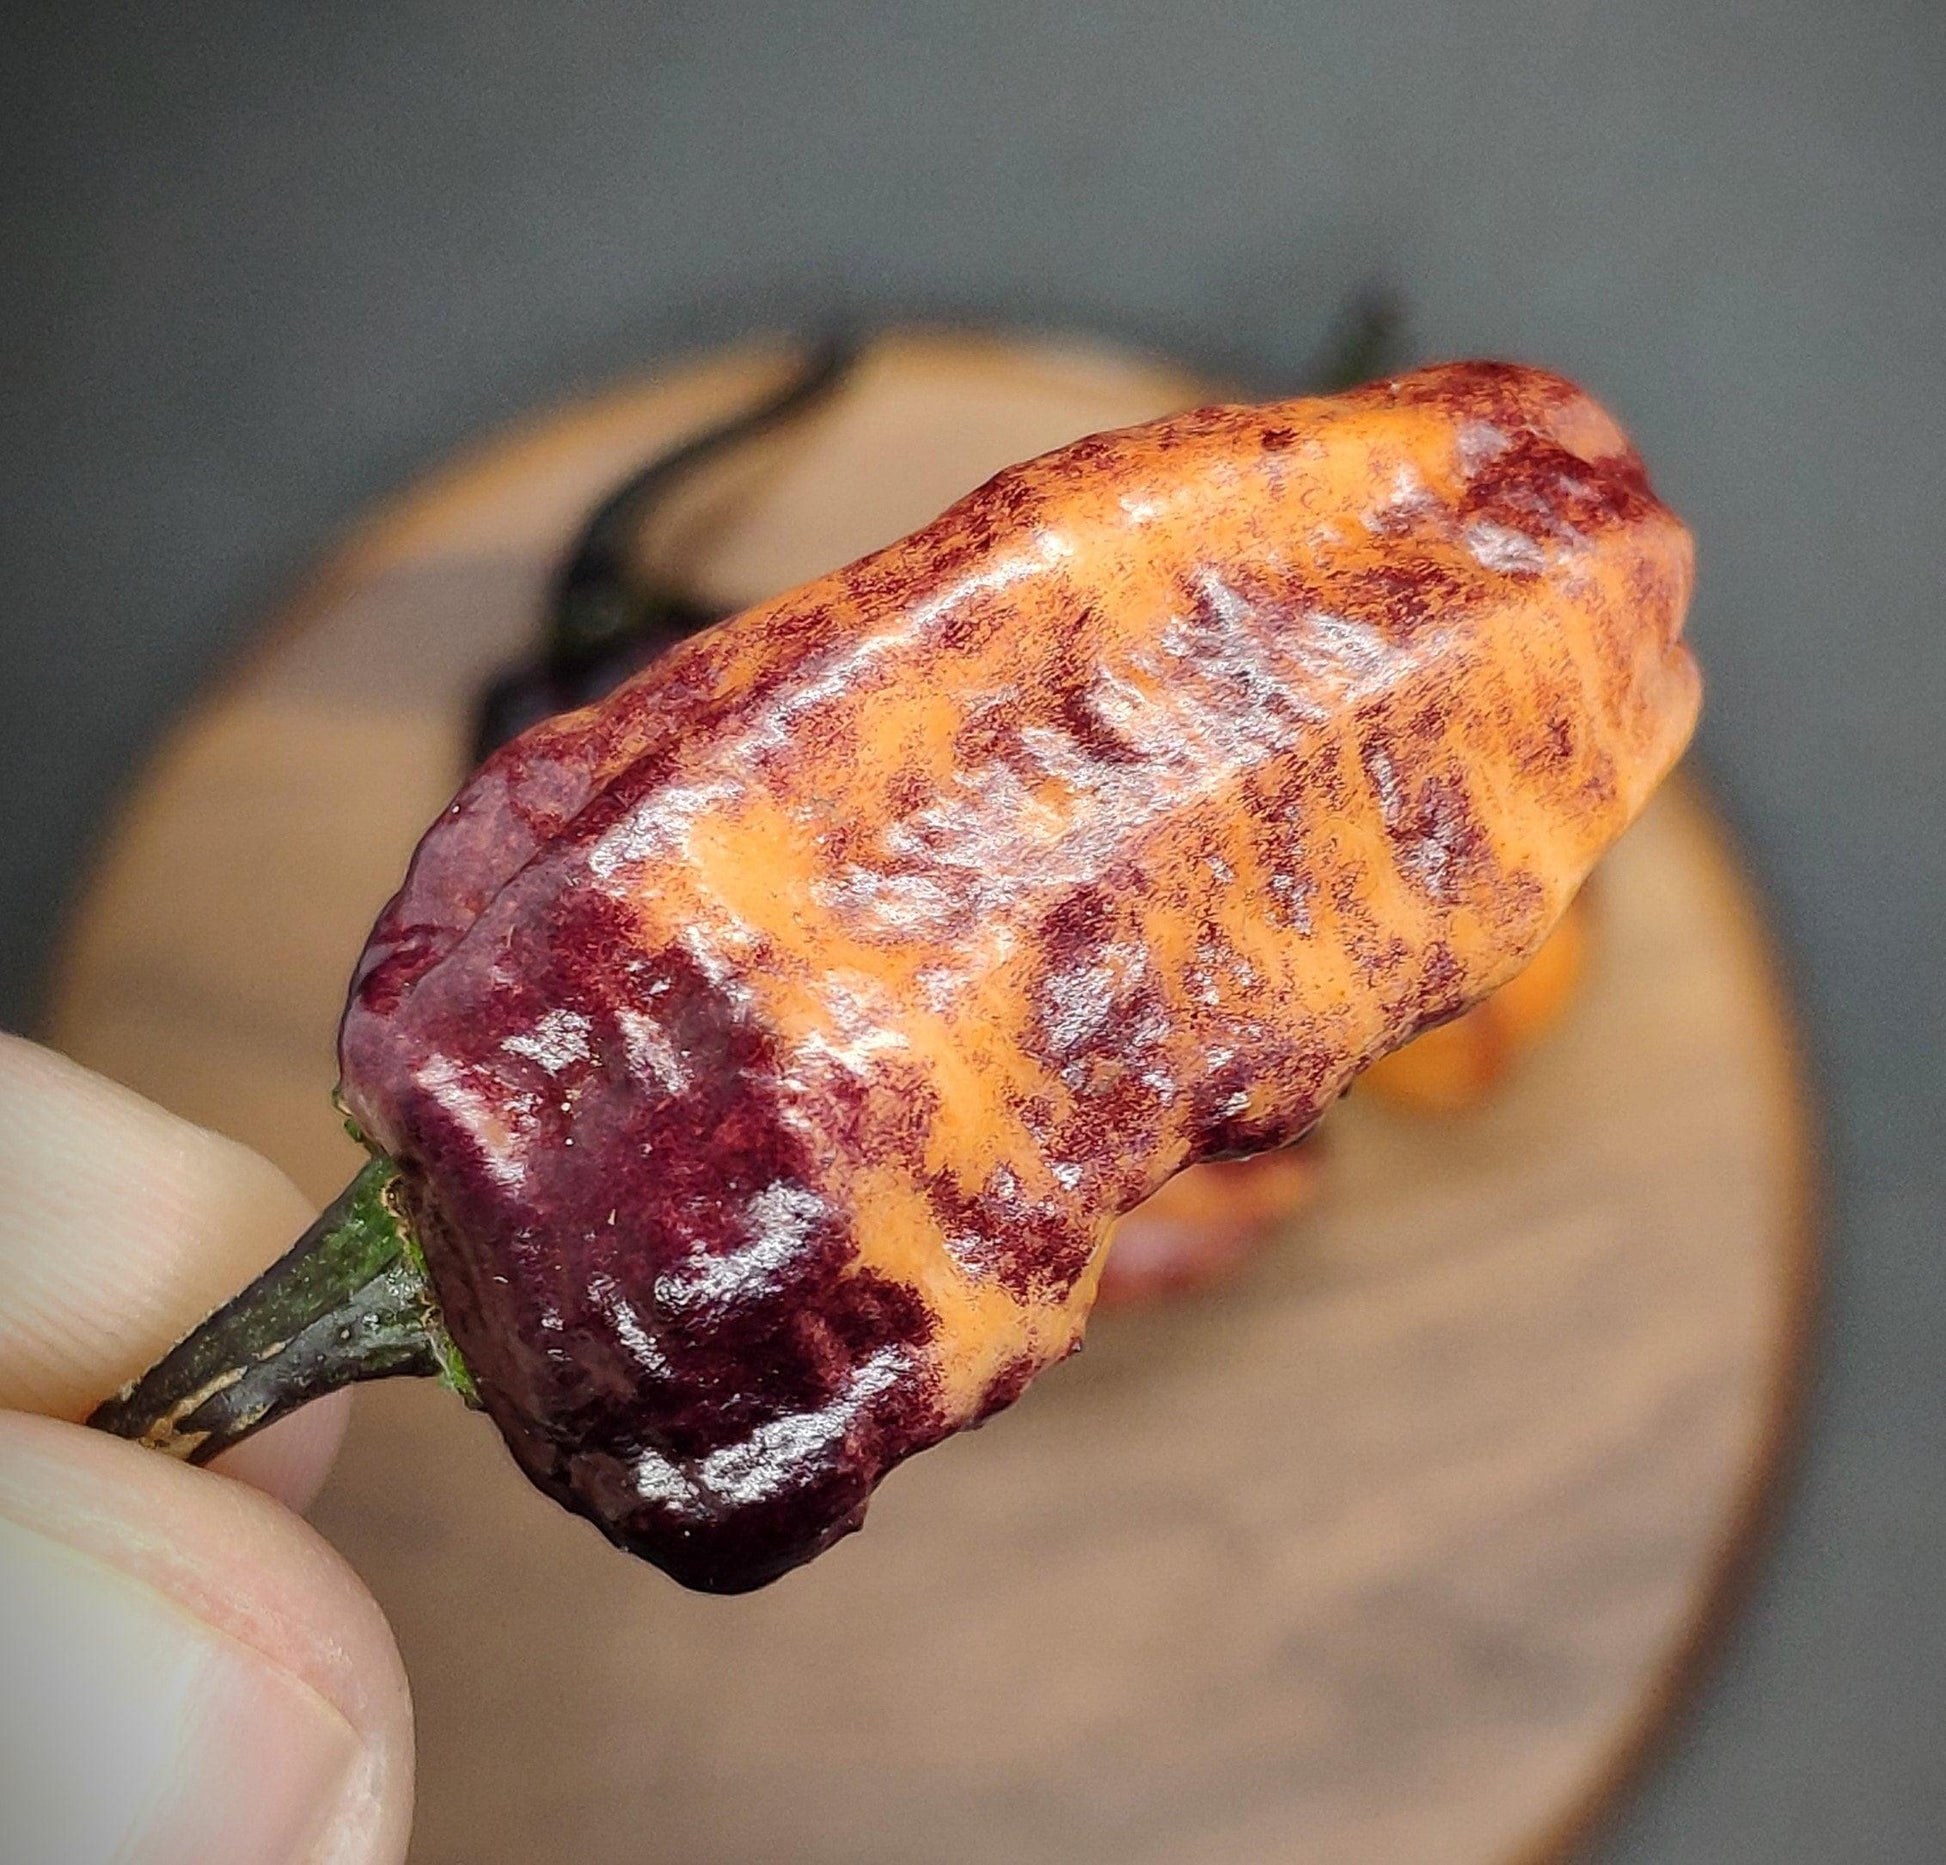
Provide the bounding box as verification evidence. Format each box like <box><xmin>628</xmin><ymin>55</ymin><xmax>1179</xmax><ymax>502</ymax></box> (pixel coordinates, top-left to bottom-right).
<box><xmin>337</xmin><ymin>362</ymin><xmax>1699</xmax><ymax>1592</ymax></box>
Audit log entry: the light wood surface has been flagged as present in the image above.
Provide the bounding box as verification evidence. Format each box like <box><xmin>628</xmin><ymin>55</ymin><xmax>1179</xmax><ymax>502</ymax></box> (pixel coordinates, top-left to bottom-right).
<box><xmin>47</xmin><ymin>331</ymin><xmax>1816</xmax><ymax>1865</ymax></box>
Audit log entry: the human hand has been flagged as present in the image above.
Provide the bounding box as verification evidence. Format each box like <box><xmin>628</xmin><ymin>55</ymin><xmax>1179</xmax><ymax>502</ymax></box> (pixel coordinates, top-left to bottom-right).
<box><xmin>0</xmin><ymin>1034</ymin><xmax>412</xmax><ymax>1863</ymax></box>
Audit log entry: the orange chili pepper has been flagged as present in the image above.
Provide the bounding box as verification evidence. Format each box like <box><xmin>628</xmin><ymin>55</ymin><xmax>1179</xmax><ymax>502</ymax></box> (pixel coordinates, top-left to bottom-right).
<box><xmin>97</xmin><ymin>361</ymin><xmax>1699</xmax><ymax>1593</ymax></box>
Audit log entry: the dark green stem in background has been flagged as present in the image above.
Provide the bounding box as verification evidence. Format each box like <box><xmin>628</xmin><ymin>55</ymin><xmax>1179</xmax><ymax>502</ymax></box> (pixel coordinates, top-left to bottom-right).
<box><xmin>1309</xmin><ymin>286</ymin><xmax>1404</xmax><ymax>393</ymax></box>
<box><xmin>547</xmin><ymin>330</ymin><xmax>861</xmax><ymax>668</ymax></box>
<box><xmin>88</xmin><ymin>1155</ymin><xmax>470</xmax><ymax>1463</ymax></box>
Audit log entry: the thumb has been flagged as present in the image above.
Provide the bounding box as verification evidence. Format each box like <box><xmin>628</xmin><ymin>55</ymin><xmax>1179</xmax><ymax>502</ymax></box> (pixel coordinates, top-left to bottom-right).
<box><xmin>0</xmin><ymin>1414</ymin><xmax>412</xmax><ymax>1865</ymax></box>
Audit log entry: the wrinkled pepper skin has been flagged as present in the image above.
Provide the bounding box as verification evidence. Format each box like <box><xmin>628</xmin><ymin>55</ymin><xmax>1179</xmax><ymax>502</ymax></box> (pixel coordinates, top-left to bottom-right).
<box><xmin>338</xmin><ymin>361</ymin><xmax>1699</xmax><ymax>1591</ymax></box>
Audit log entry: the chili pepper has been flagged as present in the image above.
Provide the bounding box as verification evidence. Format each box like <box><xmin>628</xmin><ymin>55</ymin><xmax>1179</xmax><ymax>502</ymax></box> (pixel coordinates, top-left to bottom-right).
<box><xmin>1095</xmin><ymin>1143</ymin><xmax>1324</xmax><ymax>1307</ymax></box>
<box><xmin>92</xmin><ymin>359</ymin><xmax>1699</xmax><ymax>1593</ymax></box>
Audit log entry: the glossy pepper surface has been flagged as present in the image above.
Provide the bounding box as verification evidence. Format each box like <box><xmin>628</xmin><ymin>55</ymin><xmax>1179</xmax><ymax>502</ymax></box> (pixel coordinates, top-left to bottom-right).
<box><xmin>336</xmin><ymin>360</ymin><xmax>1699</xmax><ymax>1591</ymax></box>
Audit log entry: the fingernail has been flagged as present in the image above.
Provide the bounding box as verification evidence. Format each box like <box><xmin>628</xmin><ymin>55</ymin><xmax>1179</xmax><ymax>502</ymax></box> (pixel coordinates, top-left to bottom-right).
<box><xmin>0</xmin><ymin>1515</ymin><xmax>361</xmax><ymax>1865</ymax></box>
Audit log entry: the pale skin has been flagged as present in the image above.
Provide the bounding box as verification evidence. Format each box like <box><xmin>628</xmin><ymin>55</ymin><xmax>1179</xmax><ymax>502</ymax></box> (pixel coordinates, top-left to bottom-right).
<box><xmin>0</xmin><ymin>1033</ymin><xmax>412</xmax><ymax>1865</ymax></box>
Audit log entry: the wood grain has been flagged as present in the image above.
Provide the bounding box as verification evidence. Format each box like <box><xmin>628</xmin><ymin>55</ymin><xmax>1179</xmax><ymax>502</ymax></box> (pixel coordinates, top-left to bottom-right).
<box><xmin>45</xmin><ymin>330</ymin><xmax>1815</xmax><ymax>1865</ymax></box>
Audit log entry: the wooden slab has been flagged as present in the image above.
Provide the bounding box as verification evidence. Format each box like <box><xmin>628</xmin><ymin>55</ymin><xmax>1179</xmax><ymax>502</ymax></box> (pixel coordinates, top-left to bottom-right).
<box><xmin>46</xmin><ymin>331</ymin><xmax>1816</xmax><ymax>1865</ymax></box>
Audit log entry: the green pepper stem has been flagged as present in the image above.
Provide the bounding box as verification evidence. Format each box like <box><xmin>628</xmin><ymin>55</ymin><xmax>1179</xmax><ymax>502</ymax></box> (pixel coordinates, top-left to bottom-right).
<box><xmin>87</xmin><ymin>1155</ymin><xmax>472</xmax><ymax>1464</ymax></box>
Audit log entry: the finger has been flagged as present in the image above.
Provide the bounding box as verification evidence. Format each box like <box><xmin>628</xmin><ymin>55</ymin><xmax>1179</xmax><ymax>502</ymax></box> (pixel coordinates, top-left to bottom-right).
<box><xmin>0</xmin><ymin>1411</ymin><xmax>412</xmax><ymax>1865</ymax></box>
<box><xmin>0</xmin><ymin>1033</ymin><xmax>348</xmax><ymax>1510</ymax></box>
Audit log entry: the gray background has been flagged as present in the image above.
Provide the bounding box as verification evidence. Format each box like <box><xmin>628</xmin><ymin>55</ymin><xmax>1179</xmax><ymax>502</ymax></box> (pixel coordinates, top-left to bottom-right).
<box><xmin>2</xmin><ymin>2</ymin><xmax>1941</xmax><ymax>1856</ymax></box>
